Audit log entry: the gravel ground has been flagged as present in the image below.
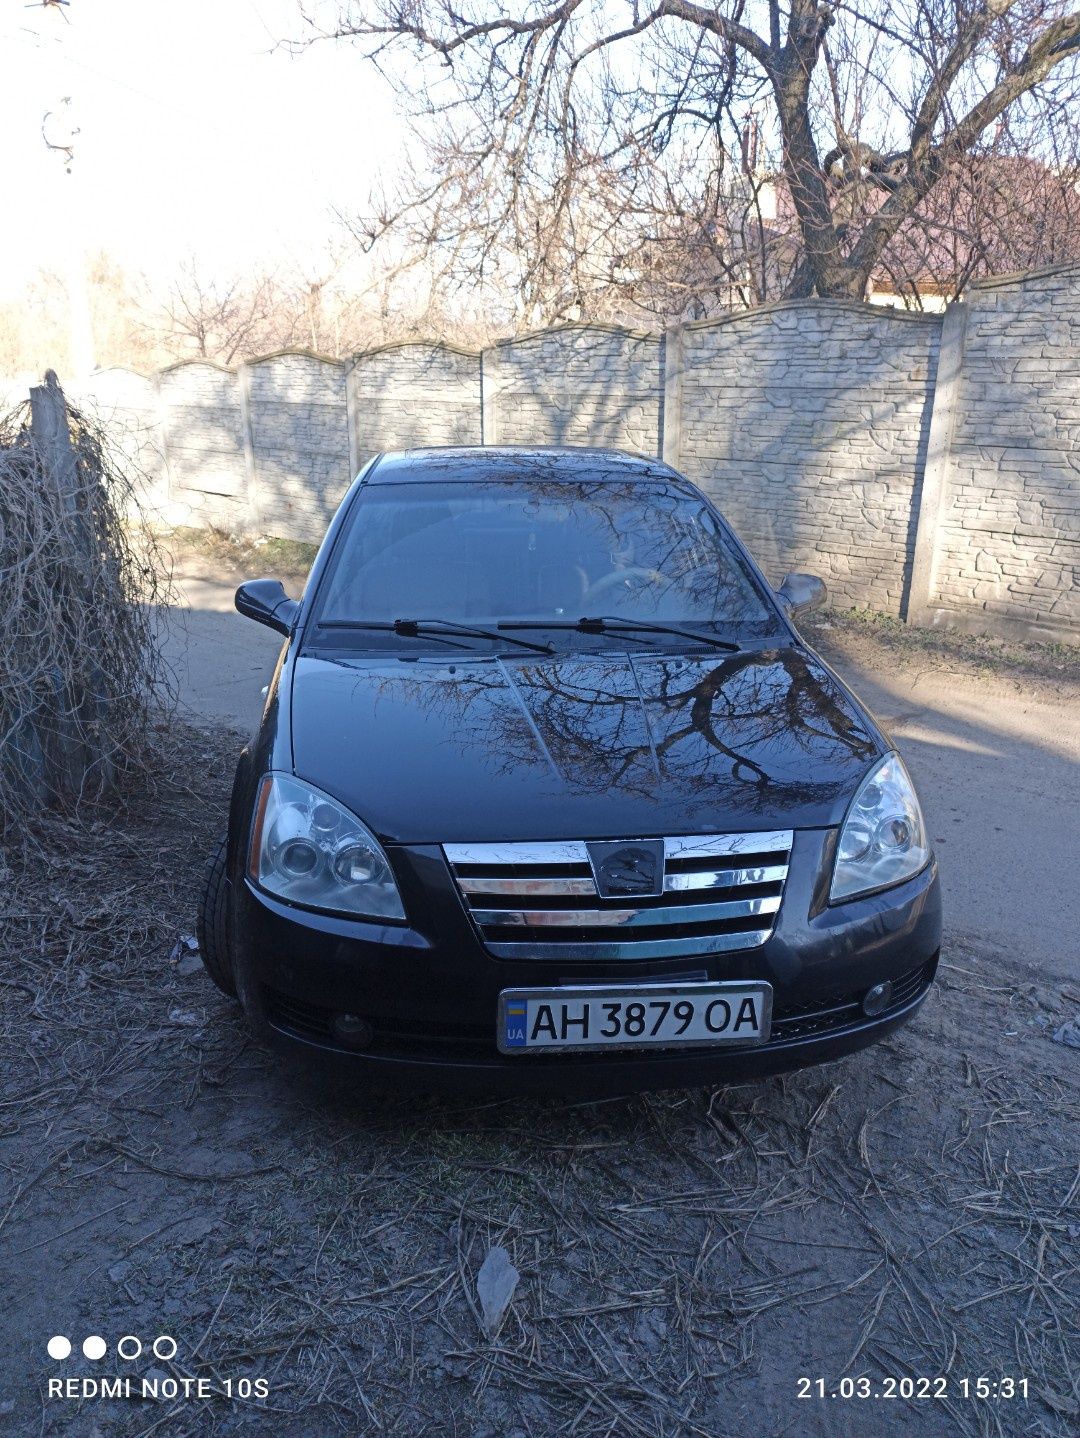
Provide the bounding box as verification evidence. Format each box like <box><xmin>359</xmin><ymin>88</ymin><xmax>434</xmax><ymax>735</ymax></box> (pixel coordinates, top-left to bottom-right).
<box><xmin>0</xmin><ymin>722</ymin><xmax>1077</xmax><ymax>1437</ymax></box>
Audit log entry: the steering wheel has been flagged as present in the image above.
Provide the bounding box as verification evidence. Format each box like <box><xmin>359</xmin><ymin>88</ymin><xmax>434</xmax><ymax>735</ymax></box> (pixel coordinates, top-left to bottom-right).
<box><xmin>668</xmin><ymin>562</ymin><xmax>722</xmax><ymax>594</ymax></box>
<box><xmin>582</xmin><ymin>566</ymin><xmax>667</xmax><ymax>607</ymax></box>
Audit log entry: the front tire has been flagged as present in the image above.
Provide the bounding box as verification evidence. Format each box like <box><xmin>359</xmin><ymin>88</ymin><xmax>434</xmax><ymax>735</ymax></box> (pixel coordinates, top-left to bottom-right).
<box><xmin>196</xmin><ymin>834</ymin><xmax>238</xmax><ymax>998</ymax></box>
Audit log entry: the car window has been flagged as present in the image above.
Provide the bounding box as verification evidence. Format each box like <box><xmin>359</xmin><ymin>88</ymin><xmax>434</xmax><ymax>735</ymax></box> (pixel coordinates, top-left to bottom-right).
<box><xmin>312</xmin><ymin>477</ymin><xmax>776</xmax><ymax>636</ymax></box>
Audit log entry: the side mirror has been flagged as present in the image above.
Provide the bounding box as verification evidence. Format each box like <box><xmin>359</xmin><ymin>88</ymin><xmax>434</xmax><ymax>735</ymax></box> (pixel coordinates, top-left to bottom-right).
<box><xmin>235</xmin><ymin>578</ymin><xmax>301</xmax><ymax>637</ymax></box>
<box><xmin>776</xmin><ymin>572</ymin><xmax>827</xmax><ymax>619</ymax></box>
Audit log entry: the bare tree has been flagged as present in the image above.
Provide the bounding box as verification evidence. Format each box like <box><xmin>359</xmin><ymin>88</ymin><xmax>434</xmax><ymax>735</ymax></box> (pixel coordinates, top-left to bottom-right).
<box><xmin>148</xmin><ymin>250</ymin><xmax>504</xmax><ymax>364</ymax></box>
<box><xmin>307</xmin><ymin>0</ymin><xmax>1080</xmax><ymax>308</ymax></box>
<box><xmin>0</xmin><ymin>254</ymin><xmax>162</xmax><ymax>378</ymax></box>
<box><xmin>155</xmin><ymin>261</ymin><xmax>299</xmax><ymax>364</ymax></box>
<box><xmin>872</xmin><ymin>147</ymin><xmax>1080</xmax><ymax>304</ymax></box>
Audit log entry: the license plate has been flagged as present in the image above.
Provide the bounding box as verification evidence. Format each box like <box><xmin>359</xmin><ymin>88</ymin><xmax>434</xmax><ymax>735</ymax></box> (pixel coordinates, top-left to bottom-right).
<box><xmin>497</xmin><ymin>981</ymin><xmax>772</xmax><ymax>1055</ymax></box>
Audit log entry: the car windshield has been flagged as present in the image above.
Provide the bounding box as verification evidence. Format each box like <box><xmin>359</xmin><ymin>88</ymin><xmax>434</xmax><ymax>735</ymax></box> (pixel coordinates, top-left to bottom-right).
<box><xmin>310</xmin><ymin>476</ymin><xmax>777</xmax><ymax>649</ymax></box>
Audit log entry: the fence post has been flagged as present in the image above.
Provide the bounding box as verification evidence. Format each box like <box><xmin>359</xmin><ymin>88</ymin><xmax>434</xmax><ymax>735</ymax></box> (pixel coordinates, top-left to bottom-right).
<box><xmin>661</xmin><ymin>326</ymin><xmax>684</xmax><ymax>469</ymax></box>
<box><xmin>481</xmin><ymin>344</ymin><xmax>500</xmax><ymax>445</ymax></box>
<box><xmin>30</xmin><ymin>370</ymin><xmax>83</xmax><ymax>544</ymax></box>
<box><xmin>237</xmin><ymin>363</ymin><xmax>259</xmax><ymax>532</ymax></box>
<box><xmin>28</xmin><ymin>371</ymin><xmax>97</xmax><ymax>794</ymax></box>
<box><xmin>345</xmin><ymin>356</ymin><xmax>362</xmax><ymax>479</ymax></box>
<box><xmin>154</xmin><ymin>368</ymin><xmax>176</xmax><ymax>515</ymax></box>
<box><xmin>906</xmin><ymin>300</ymin><xmax>968</xmax><ymax>625</ymax></box>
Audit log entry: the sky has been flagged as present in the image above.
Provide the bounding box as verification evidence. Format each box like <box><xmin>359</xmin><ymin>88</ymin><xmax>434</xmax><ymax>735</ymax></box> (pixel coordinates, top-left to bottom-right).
<box><xmin>0</xmin><ymin>0</ymin><xmax>402</xmax><ymax>298</ymax></box>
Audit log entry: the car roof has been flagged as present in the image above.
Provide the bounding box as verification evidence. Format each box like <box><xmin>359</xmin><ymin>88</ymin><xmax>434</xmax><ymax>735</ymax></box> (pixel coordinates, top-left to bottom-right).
<box><xmin>366</xmin><ymin>445</ymin><xmax>686</xmax><ymax>485</ymax></box>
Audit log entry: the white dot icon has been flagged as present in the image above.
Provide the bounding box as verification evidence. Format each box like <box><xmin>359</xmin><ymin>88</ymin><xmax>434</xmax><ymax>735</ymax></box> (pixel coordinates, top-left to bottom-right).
<box><xmin>47</xmin><ymin>1336</ymin><xmax>71</xmax><ymax>1360</ymax></box>
<box><xmin>82</xmin><ymin>1336</ymin><xmax>107</xmax><ymax>1360</ymax></box>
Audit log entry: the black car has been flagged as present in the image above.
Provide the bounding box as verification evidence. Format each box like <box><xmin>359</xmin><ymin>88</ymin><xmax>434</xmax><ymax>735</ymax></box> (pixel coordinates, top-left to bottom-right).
<box><xmin>199</xmin><ymin>446</ymin><xmax>941</xmax><ymax>1095</ymax></box>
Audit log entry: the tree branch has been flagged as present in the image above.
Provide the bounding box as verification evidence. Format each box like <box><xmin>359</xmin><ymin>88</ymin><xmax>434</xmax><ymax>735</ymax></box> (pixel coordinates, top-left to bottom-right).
<box><xmin>655</xmin><ymin>0</ymin><xmax>775</xmax><ymax>70</ymax></box>
<box><xmin>848</xmin><ymin>9</ymin><xmax>1080</xmax><ymax>279</ymax></box>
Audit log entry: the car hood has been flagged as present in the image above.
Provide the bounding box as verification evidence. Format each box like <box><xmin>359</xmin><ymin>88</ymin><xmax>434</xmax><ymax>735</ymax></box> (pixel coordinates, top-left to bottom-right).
<box><xmin>289</xmin><ymin>646</ymin><xmax>882</xmax><ymax>844</ymax></box>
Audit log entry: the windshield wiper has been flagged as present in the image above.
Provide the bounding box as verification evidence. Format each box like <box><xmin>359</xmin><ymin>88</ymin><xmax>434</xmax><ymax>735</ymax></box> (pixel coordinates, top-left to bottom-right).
<box><xmin>498</xmin><ymin>616</ymin><xmax>742</xmax><ymax>653</ymax></box>
<box><xmin>317</xmin><ymin>618</ymin><xmax>554</xmax><ymax>655</ymax></box>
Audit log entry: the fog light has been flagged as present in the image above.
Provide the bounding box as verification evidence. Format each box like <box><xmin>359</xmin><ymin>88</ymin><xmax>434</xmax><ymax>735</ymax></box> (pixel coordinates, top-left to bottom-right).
<box><xmin>862</xmin><ymin>981</ymin><xmax>893</xmax><ymax>1017</ymax></box>
<box><xmin>332</xmin><ymin>1013</ymin><xmax>373</xmax><ymax>1049</ymax></box>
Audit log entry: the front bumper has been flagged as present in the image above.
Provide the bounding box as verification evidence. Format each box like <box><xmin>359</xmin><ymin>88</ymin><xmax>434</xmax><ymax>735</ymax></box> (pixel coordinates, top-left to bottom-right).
<box><xmin>231</xmin><ymin>830</ymin><xmax>942</xmax><ymax>1096</ymax></box>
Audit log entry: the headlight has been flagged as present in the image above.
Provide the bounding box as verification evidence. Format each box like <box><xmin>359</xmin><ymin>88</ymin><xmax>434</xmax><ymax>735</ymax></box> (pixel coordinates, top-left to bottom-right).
<box><xmin>830</xmin><ymin>753</ymin><xmax>930</xmax><ymax>902</ymax></box>
<box><xmin>248</xmin><ymin>774</ymin><xmax>405</xmax><ymax>920</ymax></box>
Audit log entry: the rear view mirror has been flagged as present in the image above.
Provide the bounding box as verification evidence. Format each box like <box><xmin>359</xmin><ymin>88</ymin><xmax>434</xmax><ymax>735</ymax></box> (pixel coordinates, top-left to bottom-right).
<box><xmin>776</xmin><ymin>572</ymin><xmax>827</xmax><ymax>619</ymax></box>
<box><xmin>235</xmin><ymin>578</ymin><xmax>300</xmax><ymax>636</ymax></box>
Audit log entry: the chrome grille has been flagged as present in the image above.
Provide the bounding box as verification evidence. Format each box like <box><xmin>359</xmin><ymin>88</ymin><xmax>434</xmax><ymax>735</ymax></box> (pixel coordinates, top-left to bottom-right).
<box><xmin>443</xmin><ymin>831</ymin><xmax>792</xmax><ymax>960</ymax></box>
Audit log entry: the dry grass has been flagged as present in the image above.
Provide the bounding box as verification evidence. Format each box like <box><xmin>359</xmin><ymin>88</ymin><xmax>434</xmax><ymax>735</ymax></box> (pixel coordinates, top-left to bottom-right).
<box><xmin>159</xmin><ymin>525</ymin><xmax>319</xmax><ymax>583</ymax></box>
<box><xmin>0</xmin><ymin>722</ymin><xmax>1076</xmax><ymax>1436</ymax></box>
<box><xmin>805</xmin><ymin>608</ymin><xmax>1080</xmax><ymax>693</ymax></box>
<box><xmin>0</xmin><ymin>383</ymin><xmax>174</xmax><ymax>838</ymax></box>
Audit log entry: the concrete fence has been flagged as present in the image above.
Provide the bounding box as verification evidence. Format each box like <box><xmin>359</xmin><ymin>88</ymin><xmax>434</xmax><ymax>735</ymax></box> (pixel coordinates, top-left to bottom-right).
<box><xmin>50</xmin><ymin>260</ymin><xmax>1080</xmax><ymax>643</ymax></box>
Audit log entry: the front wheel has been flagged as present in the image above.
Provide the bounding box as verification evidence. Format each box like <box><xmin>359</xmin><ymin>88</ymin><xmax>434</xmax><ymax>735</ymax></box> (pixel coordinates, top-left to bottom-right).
<box><xmin>196</xmin><ymin>834</ymin><xmax>238</xmax><ymax>998</ymax></box>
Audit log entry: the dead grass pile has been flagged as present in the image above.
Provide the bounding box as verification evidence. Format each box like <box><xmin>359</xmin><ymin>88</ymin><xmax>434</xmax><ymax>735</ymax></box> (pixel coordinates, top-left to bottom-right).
<box><xmin>0</xmin><ymin>373</ymin><xmax>174</xmax><ymax>838</ymax></box>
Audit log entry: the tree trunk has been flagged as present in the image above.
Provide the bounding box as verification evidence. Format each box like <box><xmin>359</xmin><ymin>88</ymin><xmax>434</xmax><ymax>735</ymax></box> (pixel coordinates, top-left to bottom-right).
<box><xmin>770</xmin><ymin>3</ymin><xmax>856</xmax><ymax>300</ymax></box>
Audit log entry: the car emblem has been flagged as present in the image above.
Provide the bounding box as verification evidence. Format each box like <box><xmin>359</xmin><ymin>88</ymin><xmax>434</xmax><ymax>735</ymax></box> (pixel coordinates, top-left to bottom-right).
<box><xmin>586</xmin><ymin>839</ymin><xmax>665</xmax><ymax>899</ymax></box>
